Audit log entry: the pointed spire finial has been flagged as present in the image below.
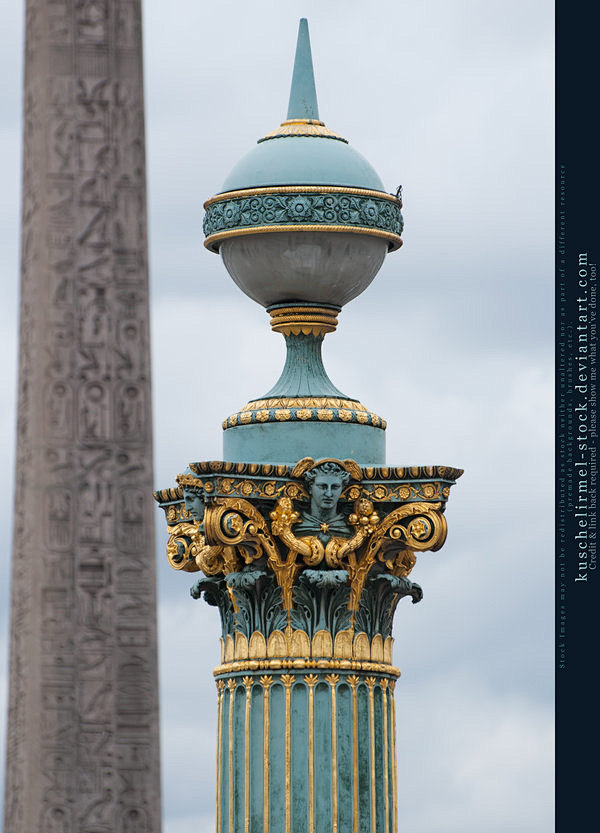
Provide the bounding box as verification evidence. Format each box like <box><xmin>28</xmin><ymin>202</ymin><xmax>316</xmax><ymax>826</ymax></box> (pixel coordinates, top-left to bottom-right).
<box><xmin>287</xmin><ymin>18</ymin><xmax>319</xmax><ymax>121</ymax></box>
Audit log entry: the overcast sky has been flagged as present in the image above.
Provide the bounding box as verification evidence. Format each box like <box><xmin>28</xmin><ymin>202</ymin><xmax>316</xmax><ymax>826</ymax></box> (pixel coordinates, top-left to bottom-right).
<box><xmin>0</xmin><ymin>2</ymin><xmax>554</xmax><ymax>831</ymax></box>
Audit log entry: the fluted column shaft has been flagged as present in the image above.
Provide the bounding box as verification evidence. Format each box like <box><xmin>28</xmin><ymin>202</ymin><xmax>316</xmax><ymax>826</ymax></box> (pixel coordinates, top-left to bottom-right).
<box><xmin>216</xmin><ymin>669</ymin><xmax>397</xmax><ymax>833</ymax></box>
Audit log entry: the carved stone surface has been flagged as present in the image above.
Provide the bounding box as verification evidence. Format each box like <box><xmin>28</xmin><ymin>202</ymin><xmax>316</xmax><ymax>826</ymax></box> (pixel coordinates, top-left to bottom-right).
<box><xmin>5</xmin><ymin>2</ymin><xmax>161</xmax><ymax>831</ymax></box>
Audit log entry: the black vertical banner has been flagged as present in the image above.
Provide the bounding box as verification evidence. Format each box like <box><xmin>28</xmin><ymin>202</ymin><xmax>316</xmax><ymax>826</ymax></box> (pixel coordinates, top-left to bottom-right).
<box><xmin>556</xmin><ymin>2</ymin><xmax>599</xmax><ymax>828</ymax></box>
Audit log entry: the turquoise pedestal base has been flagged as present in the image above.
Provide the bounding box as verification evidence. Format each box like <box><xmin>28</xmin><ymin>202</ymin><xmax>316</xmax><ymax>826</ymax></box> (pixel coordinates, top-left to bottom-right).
<box><xmin>223</xmin><ymin>420</ymin><xmax>386</xmax><ymax>465</ymax></box>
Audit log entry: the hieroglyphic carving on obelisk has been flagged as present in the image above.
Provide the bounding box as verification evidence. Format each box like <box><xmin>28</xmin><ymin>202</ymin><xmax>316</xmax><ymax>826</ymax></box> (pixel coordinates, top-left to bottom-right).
<box><xmin>4</xmin><ymin>2</ymin><xmax>161</xmax><ymax>830</ymax></box>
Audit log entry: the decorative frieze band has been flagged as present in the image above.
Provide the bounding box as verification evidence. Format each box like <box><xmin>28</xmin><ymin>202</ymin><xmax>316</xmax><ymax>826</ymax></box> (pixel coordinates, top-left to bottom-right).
<box><xmin>222</xmin><ymin>402</ymin><xmax>387</xmax><ymax>430</ymax></box>
<box><xmin>203</xmin><ymin>186</ymin><xmax>403</xmax><ymax>252</ymax></box>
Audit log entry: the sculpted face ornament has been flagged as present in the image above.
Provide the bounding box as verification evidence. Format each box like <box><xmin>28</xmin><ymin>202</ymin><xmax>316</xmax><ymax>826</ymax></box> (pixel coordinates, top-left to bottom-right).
<box><xmin>182</xmin><ymin>488</ymin><xmax>205</xmax><ymax>524</ymax></box>
<box><xmin>296</xmin><ymin>461</ymin><xmax>352</xmax><ymax>540</ymax></box>
<box><xmin>309</xmin><ymin>473</ymin><xmax>343</xmax><ymax>518</ymax></box>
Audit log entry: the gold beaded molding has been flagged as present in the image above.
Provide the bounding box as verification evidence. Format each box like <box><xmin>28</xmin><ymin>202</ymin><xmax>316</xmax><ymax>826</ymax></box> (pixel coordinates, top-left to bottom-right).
<box><xmin>213</xmin><ymin>658</ymin><xmax>401</xmax><ymax>680</ymax></box>
<box><xmin>222</xmin><ymin>399</ymin><xmax>387</xmax><ymax>431</ymax></box>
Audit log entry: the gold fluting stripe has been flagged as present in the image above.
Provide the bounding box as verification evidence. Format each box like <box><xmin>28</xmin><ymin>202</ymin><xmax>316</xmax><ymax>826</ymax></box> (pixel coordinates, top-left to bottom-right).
<box><xmin>216</xmin><ymin>681</ymin><xmax>225</xmax><ymax>833</ymax></box>
<box><xmin>366</xmin><ymin>678</ymin><xmax>377</xmax><ymax>833</ymax></box>
<box><xmin>261</xmin><ymin>676</ymin><xmax>273</xmax><ymax>833</ymax></box>
<box><xmin>243</xmin><ymin>677</ymin><xmax>253</xmax><ymax>833</ymax></box>
<box><xmin>282</xmin><ymin>675</ymin><xmax>294</xmax><ymax>833</ymax></box>
<box><xmin>381</xmin><ymin>680</ymin><xmax>390</xmax><ymax>833</ymax></box>
<box><xmin>305</xmin><ymin>675</ymin><xmax>318</xmax><ymax>833</ymax></box>
<box><xmin>205</xmin><ymin>224</ymin><xmax>403</xmax><ymax>253</ymax></box>
<box><xmin>326</xmin><ymin>675</ymin><xmax>340</xmax><ymax>833</ymax></box>
<box><xmin>348</xmin><ymin>675</ymin><xmax>360</xmax><ymax>833</ymax></box>
<box><xmin>227</xmin><ymin>679</ymin><xmax>236</xmax><ymax>833</ymax></box>
<box><xmin>390</xmin><ymin>681</ymin><xmax>398</xmax><ymax>833</ymax></box>
<box><xmin>204</xmin><ymin>185</ymin><xmax>401</xmax><ymax>208</ymax></box>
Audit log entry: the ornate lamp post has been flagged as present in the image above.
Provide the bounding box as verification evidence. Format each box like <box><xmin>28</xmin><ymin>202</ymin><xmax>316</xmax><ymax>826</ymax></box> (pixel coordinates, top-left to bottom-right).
<box><xmin>155</xmin><ymin>20</ymin><xmax>462</xmax><ymax>833</ymax></box>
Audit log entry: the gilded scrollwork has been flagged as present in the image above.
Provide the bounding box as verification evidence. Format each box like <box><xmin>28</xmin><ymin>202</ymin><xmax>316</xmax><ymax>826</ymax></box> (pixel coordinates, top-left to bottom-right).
<box><xmin>165</xmin><ymin>521</ymin><xmax>202</xmax><ymax>572</ymax></box>
<box><xmin>165</xmin><ymin>519</ymin><xmax>230</xmax><ymax>575</ymax></box>
<box><xmin>161</xmin><ymin>458</ymin><xmax>454</xmax><ymax>632</ymax></box>
<box><xmin>204</xmin><ymin>497</ymin><xmax>280</xmax><ymax>572</ymax></box>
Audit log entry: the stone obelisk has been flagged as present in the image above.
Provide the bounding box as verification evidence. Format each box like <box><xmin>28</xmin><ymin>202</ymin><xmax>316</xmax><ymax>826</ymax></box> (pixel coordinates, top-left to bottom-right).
<box><xmin>4</xmin><ymin>2</ymin><xmax>161</xmax><ymax>830</ymax></box>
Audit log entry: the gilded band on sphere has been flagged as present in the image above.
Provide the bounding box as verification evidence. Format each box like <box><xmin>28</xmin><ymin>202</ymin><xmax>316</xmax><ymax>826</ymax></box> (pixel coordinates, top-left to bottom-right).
<box><xmin>204</xmin><ymin>185</ymin><xmax>402</xmax><ymax>208</ymax></box>
<box><xmin>205</xmin><ymin>223</ymin><xmax>403</xmax><ymax>254</ymax></box>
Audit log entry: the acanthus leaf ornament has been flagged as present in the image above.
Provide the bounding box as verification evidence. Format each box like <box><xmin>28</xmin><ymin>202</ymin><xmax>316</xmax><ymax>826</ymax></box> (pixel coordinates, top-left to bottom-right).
<box><xmin>190</xmin><ymin>575</ymin><xmax>236</xmax><ymax>638</ymax></box>
<box><xmin>290</xmin><ymin>570</ymin><xmax>352</xmax><ymax>637</ymax></box>
<box><xmin>355</xmin><ymin>573</ymin><xmax>423</xmax><ymax>640</ymax></box>
<box><xmin>203</xmin><ymin>496</ymin><xmax>280</xmax><ymax>573</ymax></box>
<box><xmin>226</xmin><ymin>570</ymin><xmax>287</xmax><ymax>638</ymax></box>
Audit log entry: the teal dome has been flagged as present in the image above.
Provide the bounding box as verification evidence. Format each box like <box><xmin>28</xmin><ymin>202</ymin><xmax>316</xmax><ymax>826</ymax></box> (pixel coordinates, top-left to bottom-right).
<box><xmin>203</xmin><ymin>18</ymin><xmax>403</xmax><ymax>262</ymax></box>
<box><xmin>221</xmin><ymin>135</ymin><xmax>386</xmax><ymax>192</ymax></box>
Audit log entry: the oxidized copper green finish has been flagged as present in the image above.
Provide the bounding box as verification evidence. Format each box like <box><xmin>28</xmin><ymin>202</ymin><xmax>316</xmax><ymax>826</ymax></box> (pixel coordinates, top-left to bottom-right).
<box><xmin>203</xmin><ymin>190</ymin><xmax>403</xmax><ymax>253</ymax></box>
<box><xmin>157</xmin><ymin>16</ymin><xmax>462</xmax><ymax>833</ymax></box>
<box><xmin>156</xmin><ymin>457</ymin><xmax>461</xmax><ymax>831</ymax></box>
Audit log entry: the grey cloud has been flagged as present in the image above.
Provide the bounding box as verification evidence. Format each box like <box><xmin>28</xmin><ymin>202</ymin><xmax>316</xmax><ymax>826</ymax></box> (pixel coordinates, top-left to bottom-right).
<box><xmin>0</xmin><ymin>2</ymin><xmax>553</xmax><ymax>831</ymax></box>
